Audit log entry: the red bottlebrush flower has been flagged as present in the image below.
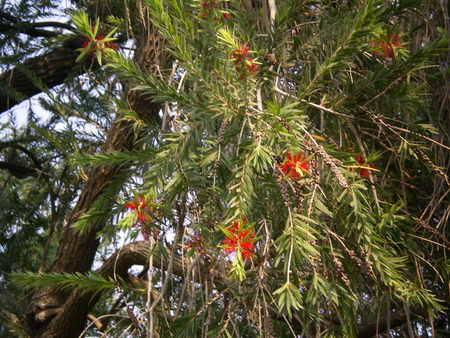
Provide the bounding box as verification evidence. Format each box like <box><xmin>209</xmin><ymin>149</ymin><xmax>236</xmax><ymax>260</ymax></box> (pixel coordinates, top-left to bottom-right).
<box><xmin>279</xmin><ymin>151</ymin><xmax>310</xmax><ymax>180</ymax></box>
<box><xmin>125</xmin><ymin>195</ymin><xmax>161</xmax><ymax>241</ymax></box>
<box><xmin>81</xmin><ymin>32</ymin><xmax>105</xmax><ymax>54</ymax></box>
<box><xmin>125</xmin><ymin>195</ymin><xmax>154</xmax><ymax>224</ymax></box>
<box><xmin>201</xmin><ymin>0</ymin><xmax>210</xmax><ymax>10</ymax></box>
<box><xmin>355</xmin><ymin>155</ymin><xmax>374</xmax><ymax>178</ymax></box>
<box><xmin>372</xmin><ymin>34</ymin><xmax>403</xmax><ymax>60</ymax></box>
<box><xmin>246</xmin><ymin>58</ymin><xmax>259</xmax><ymax>74</ymax></box>
<box><xmin>199</xmin><ymin>0</ymin><xmax>228</xmax><ymax>21</ymax></box>
<box><xmin>232</xmin><ymin>44</ymin><xmax>258</xmax><ymax>80</ymax></box>
<box><xmin>82</xmin><ymin>37</ymin><xmax>93</xmax><ymax>49</ymax></box>
<box><xmin>232</xmin><ymin>44</ymin><xmax>250</xmax><ymax>60</ymax></box>
<box><xmin>81</xmin><ymin>31</ymin><xmax>118</xmax><ymax>57</ymax></box>
<box><xmin>222</xmin><ymin>220</ymin><xmax>256</xmax><ymax>260</ymax></box>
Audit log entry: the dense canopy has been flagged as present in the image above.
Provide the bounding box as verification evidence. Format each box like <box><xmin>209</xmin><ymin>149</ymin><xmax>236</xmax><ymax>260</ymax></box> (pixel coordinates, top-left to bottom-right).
<box><xmin>0</xmin><ymin>0</ymin><xmax>449</xmax><ymax>336</ymax></box>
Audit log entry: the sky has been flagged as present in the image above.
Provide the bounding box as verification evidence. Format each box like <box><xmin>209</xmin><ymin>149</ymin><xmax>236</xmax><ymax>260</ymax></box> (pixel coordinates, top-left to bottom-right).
<box><xmin>0</xmin><ymin>95</ymin><xmax>51</xmax><ymax>138</ymax></box>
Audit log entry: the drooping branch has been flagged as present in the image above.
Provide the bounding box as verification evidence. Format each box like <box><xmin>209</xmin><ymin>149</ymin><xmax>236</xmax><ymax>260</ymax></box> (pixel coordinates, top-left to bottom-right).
<box><xmin>24</xmin><ymin>237</ymin><xmax>429</xmax><ymax>337</ymax></box>
<box><xmin>97</xmin><ymin>241</ymin><xmax>425</xmax><ymax>337</ymax></box>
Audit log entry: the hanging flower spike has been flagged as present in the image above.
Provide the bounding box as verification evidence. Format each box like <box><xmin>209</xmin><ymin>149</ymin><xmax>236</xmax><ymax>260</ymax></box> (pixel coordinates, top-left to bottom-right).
<box><xmin>221</xmin><ymin>220</ymin><xmax>256</xmax><ymax>260</ymax></box>
<box><xmin>355</xmin><ymin>155</ymin><xmax>375</xmax><ymax>178</ymax></box>
<box><xmin>279</xmin><ymin>151</ymin><xmax>310</xmax><ymax>180</ymax></box>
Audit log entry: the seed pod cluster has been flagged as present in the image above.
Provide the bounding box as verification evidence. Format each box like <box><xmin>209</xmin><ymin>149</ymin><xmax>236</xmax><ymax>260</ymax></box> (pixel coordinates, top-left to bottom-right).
<box><xmin>314</xmin><ymin>144</ymin><xmax>348</xmax><ymax>189</ymax></box>
<box><xmin>294</xmin><ymin>180</ymin><xmax>304</xmax><ymax>214</ymax></box>
<box><xmin>331</xmin><ymin>253</ymin><xmax>350</xmax><ymax>287</ymax></box>
<box><xmin>273</xmin><ymin>165</ymin><xmax>291</xmax><ymax>208</ymax></box>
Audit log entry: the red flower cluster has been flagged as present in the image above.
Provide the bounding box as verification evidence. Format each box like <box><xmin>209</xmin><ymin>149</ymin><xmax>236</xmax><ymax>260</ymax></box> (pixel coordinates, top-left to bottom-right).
<box><xmin>372</xmin><ymin>34</ymin><xmax>403</xmax><ymax>60</ymax></box>
<box><xmin>232</xmin><ymin>44</ymin><xmax>258</xmax><ymax>80</ymax></box>
<box><xmin>279</xmin><ymin>151</ymin><xmax>310</xmax><ymax>180</ymax></box>
<box><xmin>186</xmin><ymin>232</ymin><xmax>205</xmax><ymax>255</ymax></box>
<box><xmin>125</xmin><ymin>195</ymin><xmax>159</xmax><ymax>241</ymax></box>
<box><xmin>222</xmin><ymin>220</ymin><xmax>256</xmax><ymax>260</ymax></box>
<box><xmin>354</xmin><ymin>155</ymin><xmax>374</xmax><ymax>178</ymax></box>
<box><xmin>200</xmin><ymin>0</ymin><xmax>230</xmax><ymax>20</ymax></box>
<box><xmin>82</xmin><ymin>32</ymin><xmax>118</xmax><ymax>57</ymax></box>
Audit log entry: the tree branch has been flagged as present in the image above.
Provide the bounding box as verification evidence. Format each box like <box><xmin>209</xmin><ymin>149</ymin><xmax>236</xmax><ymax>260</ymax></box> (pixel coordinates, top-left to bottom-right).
<box><xmin>0</xmin><ymin>10</ymin><xmax>74</xmax><ymax>34</ymax></box>
<box><xmin>0</xmin><ymin>36</ymin><xmax>84</xmax><ymax>115</ymax></box>
<box><xmin>96</xmin><ymin>241</ymin><xmax>229</xmax><ymax>286</ymax></box>
<box><xmin>0</xmin><ymin>23</ymin><xmax>61</xmax><ymax>38</ymax></box>
<box><xmin>0</xmin><ymin>161</ymin><xmax>40</xmax><ymax>178</ymax></box>
<box><xmin>0</xmin><ymin>143</ymin><xmax>45</xmax><ymax>178</ymax></box>
<box><xmin>356</xmin><ymin>306</ymin><xmax>426</xmax><ymax>337</ymax></box>
<box><xmin>26</xmin><ymin>21</ymin><xmax>74</xmax><ymax>31</ymax></box>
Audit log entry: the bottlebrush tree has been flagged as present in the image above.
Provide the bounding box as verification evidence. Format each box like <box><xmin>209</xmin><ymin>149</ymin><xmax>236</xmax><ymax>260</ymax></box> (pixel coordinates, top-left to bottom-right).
<box><xmin>2</xmin><ymin>0</ymin><xmax>449</xmax><ymax>336</ymax></box>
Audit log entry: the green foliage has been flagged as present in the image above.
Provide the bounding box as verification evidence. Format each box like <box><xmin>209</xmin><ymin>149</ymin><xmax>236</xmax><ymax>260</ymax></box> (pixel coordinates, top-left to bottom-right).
<box><xmin>105</xmin><ymin>0</ymin><xmax>450</xmax><ymax>334</ymax></box>
<box><xmin>11</xmin><ymin>271</ymin><xmax>115</xmax><ymax>300</ymax></box>
<box><xmin>274</xmin><ymin>281</ymin><xmax>303</xmax><ymax>320</ymax></box>
<box><xmin>1</xmin><ymin>0</ymin><xmax>449</xmax><ymax>336</ymax></box>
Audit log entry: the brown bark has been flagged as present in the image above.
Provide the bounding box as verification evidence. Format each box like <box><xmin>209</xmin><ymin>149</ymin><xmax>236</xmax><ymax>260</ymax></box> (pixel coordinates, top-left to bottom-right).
<box><xmin>0</xmin><ymin>37</ymin><xmax>84</xmax><ymax>114</ymax></box>
<box><xmin>24</xmin><ymin>11</ymin><xmax>167</xmax><ymax>337</ymax></box>
<box><xmin>96</xmin><ymin>241</ymin><xmax>229</xmax><ymax>287</ymax></box>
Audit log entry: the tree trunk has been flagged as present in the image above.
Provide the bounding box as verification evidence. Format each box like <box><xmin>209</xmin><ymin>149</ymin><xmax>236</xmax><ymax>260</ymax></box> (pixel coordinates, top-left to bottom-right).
<box><xmin>24</xmin><ymin>12</ymin><xmax>167</xmax><ymax>336</ymax></box>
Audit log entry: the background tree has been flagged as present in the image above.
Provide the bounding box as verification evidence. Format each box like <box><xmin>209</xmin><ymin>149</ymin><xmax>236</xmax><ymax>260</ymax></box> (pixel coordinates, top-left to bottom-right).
<box><xmin>0</xmin><ymin>0</ymin><xmax>449</xmax><ymax>337</ymax></box>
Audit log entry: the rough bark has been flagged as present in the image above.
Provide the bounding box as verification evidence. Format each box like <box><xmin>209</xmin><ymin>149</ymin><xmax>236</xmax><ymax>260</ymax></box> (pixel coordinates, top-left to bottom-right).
<box><xmin>24</xmin><ymin>12</ymin><xmax>167</xmax><ymax>337</ymax></box>
<box><xmin>0</xmin><ymin>37</ymin><xmax>84</xmax><ymax>115</ymax></box>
